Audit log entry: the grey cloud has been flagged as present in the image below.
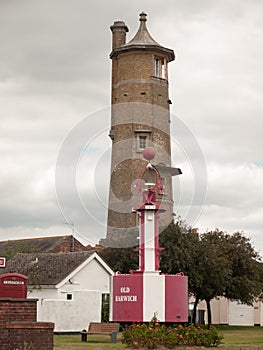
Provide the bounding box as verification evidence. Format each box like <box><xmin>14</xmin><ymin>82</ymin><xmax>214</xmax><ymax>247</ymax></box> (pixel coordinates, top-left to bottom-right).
<box><xmin>0</xmin><ymin>0</ymin><xmax>262</xmax><ymax>254</ymax></box>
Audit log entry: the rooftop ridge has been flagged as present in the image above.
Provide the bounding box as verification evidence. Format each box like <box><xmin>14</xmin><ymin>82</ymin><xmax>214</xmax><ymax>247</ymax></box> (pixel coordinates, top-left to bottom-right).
<box><xmin>0</xmin><ymin>234</ymin><xmax>73</xmax><ymax>244</ymax></box>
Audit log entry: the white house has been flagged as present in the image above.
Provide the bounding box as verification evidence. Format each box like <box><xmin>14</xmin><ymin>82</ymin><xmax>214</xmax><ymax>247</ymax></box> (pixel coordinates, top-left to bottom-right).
<box><xmin>1</xmin><ymin>251</ymin><xmax>114</xmax><ymax>332</ymax></box>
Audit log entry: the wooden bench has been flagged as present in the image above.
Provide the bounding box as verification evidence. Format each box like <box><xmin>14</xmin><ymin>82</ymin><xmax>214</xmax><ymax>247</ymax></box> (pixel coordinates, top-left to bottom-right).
<box><xmin>81</xmin><ymin>322</ymin><xmax>120</xmax><ymax>343</ymax></box>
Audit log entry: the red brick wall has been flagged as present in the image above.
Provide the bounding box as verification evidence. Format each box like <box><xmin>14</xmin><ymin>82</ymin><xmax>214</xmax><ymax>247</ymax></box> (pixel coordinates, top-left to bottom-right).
<box><xmin>51</xmin><ymin>236</ymin><xmax>87</xmax><ymax>253</ymax></box>
<box><xmin>7</xmin><ymin>322</ymin><xmax>54</xmax><ymax>350</ymax></box>
<box><xmin>0</xmin><ymin>298</ymin><xmax>54</xmax><ymax>350</ymax></box>
<box><xmin>0</xmin><ymin>298</ymin><xmax>37</xmax><ymax>325</ymax></box>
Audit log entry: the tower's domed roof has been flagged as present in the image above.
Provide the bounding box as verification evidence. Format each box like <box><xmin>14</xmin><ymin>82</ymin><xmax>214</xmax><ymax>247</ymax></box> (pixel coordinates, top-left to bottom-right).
<box><xmin>110</xmin><ymin>13</ymin><xmax>175</xmax><ymax>62</ymax></box>
<box><xmin>125</xmin><ymin>12</ymin><xmax>160</xmax><ymax>46</ymax></box>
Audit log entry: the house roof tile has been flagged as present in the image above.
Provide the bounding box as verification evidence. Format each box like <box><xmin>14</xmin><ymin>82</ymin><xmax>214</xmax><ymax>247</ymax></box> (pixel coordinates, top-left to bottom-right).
<box><xmin>0</xmin><ymin>251</ymin><xmax>94</xmax><ymax>285</ymax></box>
<box><xmin>0</xmin><ymin>235</ymin><xmax>86</xmax><ymax>257</ymax></box>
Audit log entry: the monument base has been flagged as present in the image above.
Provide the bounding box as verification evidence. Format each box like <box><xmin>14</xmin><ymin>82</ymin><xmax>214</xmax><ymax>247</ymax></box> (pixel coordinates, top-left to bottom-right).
<box><xmin>110</xmin><ymin>271</ymin><xmax>188</xmax><ymax>323</ymax></box>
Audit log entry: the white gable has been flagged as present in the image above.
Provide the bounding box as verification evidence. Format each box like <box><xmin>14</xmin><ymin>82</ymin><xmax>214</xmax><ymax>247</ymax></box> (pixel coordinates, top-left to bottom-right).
<box><xmin>56</xmin><ymin>252</ymin><xmax>114</xmax><ymax>291</ymax></box>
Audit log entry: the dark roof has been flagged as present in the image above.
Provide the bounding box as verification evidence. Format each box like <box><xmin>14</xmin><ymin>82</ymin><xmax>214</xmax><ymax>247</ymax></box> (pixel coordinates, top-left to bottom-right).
<box><xmin>0</xmin><ymin>252</ymin><xmax>94</xmax><ymax>285</ymax></box>
<box><xmin>0</xmin><ymin>235</ymin><xmax>84</xmax><ymax>256</ymax></box>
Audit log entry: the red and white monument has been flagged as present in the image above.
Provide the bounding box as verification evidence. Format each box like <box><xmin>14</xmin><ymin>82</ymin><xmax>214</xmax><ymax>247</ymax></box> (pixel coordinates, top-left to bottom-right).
<box><xmin>110</xmin><ymin>148</ymin><xmax>188</xmax><ymax>323</ymax></box>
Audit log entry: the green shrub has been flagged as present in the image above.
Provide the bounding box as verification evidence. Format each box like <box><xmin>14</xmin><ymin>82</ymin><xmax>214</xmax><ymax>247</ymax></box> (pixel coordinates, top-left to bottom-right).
<box><xmin>122</xmin><ymin>321</ymin><xmax>223</xmax><ymax>349</ymax></box>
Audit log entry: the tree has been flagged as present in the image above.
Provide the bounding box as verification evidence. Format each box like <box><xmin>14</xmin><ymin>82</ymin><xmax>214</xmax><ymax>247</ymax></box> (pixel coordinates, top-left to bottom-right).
<box><xmin>159</xmin><ymin>224</ymin><xmax>229</xmax><ymax>326</ymax></box>
<box><xmin>160</xmin><ymin>221</ymin><xmax>201</xmax><ymax>286</ymax></box>
<box><xmin>192</xmin><ymin>231</ymin><xmax>232</xmax><ymax>327</ymax></box>
<box><xmin>160</xmin><ymin>224</ymin><xmax>263</xmax><ymax>327</ymax></box>
<box><xmin>224</xmin><ymin>232</ymin><xmax>263</xmax><ymax>303</ymax></box>
<box><xmin>99</xmin><ymin>246</ymin><xmax>138</xmax><ymax>273</ymax></box>
<box><xmin>3</xmin><ymin>243</ymin><xmax>40</xmax><ymax>261</ymax></box>
<box><xmin>160</xmin><ymin>221</ymin><xmax>207</xmax><ymax>324</ymax></box>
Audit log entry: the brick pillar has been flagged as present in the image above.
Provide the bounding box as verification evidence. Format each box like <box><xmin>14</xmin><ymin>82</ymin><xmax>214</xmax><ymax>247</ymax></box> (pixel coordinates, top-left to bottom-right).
<box><xmin>110</xmin><ymin>21</ymin><xmax>129</xmax><ymax>49</ymax></box>
<box><xmin>0</xmin><ymin>298</ymin><xmax>54</xmax><ymax>350</ymax></box>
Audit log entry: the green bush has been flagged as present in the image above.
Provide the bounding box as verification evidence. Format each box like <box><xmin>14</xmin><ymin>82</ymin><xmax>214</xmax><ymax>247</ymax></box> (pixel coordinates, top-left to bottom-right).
<box><xmin>122</xmin><ymin>321</ymin><xmax>223</xmax><ymax>349</ymax></box>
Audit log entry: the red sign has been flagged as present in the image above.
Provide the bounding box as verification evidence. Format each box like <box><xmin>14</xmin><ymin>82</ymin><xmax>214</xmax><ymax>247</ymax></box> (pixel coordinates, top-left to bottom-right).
<box><xmin>0</xmin><ymin>257</ymin><xmax>6</xmax><ymax>268</ymax></box>
<box><xmin>112</xmin><ymin>273</ymin><xmax>143</xmax><ymax>322</ymax></box>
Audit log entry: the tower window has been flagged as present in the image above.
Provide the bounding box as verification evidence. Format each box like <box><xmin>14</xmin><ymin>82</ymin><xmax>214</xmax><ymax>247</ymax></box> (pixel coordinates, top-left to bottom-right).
<box><xmin>154</xmin><ymin>57</ymin><xmax>167</xmax><ymax>79</ymax></box>
<box><xmin>139</xmin><ymin>135</ymin><xmax>147</xmax><ymax>150</ymax></box>
<box><xmin>135</xmin><ymin>130</ymin><xmax>151</xmax><ymax>151</ymax></box>
<box><xmin>154</xmin><ymin>58</ymin><xmax>160</xmax><ymax>77</ymax></box>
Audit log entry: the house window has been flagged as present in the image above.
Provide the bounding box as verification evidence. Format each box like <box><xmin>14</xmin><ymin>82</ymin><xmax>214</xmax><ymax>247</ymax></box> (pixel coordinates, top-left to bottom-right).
<box><xmin>67</xmin><ymin>293</ymin><xmax>73</xmax><ymax>300</ymax></box>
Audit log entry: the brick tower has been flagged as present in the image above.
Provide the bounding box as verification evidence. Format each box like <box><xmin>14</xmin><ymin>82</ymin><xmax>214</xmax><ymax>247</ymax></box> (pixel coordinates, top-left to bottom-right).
<box><xmin>103</xmin><ymin>13</ymin><xmax>181</xmax><ymax>247</ymax></box>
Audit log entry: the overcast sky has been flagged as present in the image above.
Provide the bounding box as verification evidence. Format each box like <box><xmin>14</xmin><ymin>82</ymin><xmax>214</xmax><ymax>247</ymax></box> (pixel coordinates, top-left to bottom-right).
<box><xmin>1</xmin><ymin>1</ymin><xmax>262</xmax><ymax>254</ymax></box>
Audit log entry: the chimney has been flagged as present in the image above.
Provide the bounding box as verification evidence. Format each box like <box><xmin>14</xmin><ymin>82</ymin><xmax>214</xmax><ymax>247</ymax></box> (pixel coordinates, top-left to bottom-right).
<box><xmin>110</xmin><ymin>21</ymin><xmax>129</xmax><ymax>50</ymax></box>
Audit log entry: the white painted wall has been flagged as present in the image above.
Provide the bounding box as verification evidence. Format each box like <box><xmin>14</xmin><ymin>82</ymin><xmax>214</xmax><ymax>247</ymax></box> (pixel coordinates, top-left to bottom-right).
<box><xmin>72</xmin><ymin>258</ymin><xmax>111</xmax><ymax>293</ymax></box>
<box><xmin>38</xmin><ymin>290</ymin><xmax>101</xmax><ymax>332</ymax></box>
<box><xmin>198</xmin><ymin>297</ymin><xmax>229</xmax><ymax>324</ymax></box>
<box><xmin>26</xmin><ymin>256</ymin><xmax>112</xmax><ymax>332</ymax></box>
<box><xmin>229</xmin><ymin>301</ymin><xmax>254</xmax><ymax>326</ymax></box>
<box><xmin>28</xmin><ymin>287</ymin><xmax>59</xmax><ymax>300</ymax></box>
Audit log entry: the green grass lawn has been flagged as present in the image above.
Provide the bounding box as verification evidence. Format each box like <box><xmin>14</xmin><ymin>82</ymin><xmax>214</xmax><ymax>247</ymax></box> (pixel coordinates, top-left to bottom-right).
<box><xmin>54</xmin><ymin>334</ymin><xmax>125</xmax><ymax>349</ymax></box>
<box><xmin>218</xmin><ymin>326</ymin><xmax>263</xmax><ymax>348</ymax></box>
<box><xmin>54</xmin><ymin>326</ymin><xmax>263</xmax><ymax>350</ymax></box>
